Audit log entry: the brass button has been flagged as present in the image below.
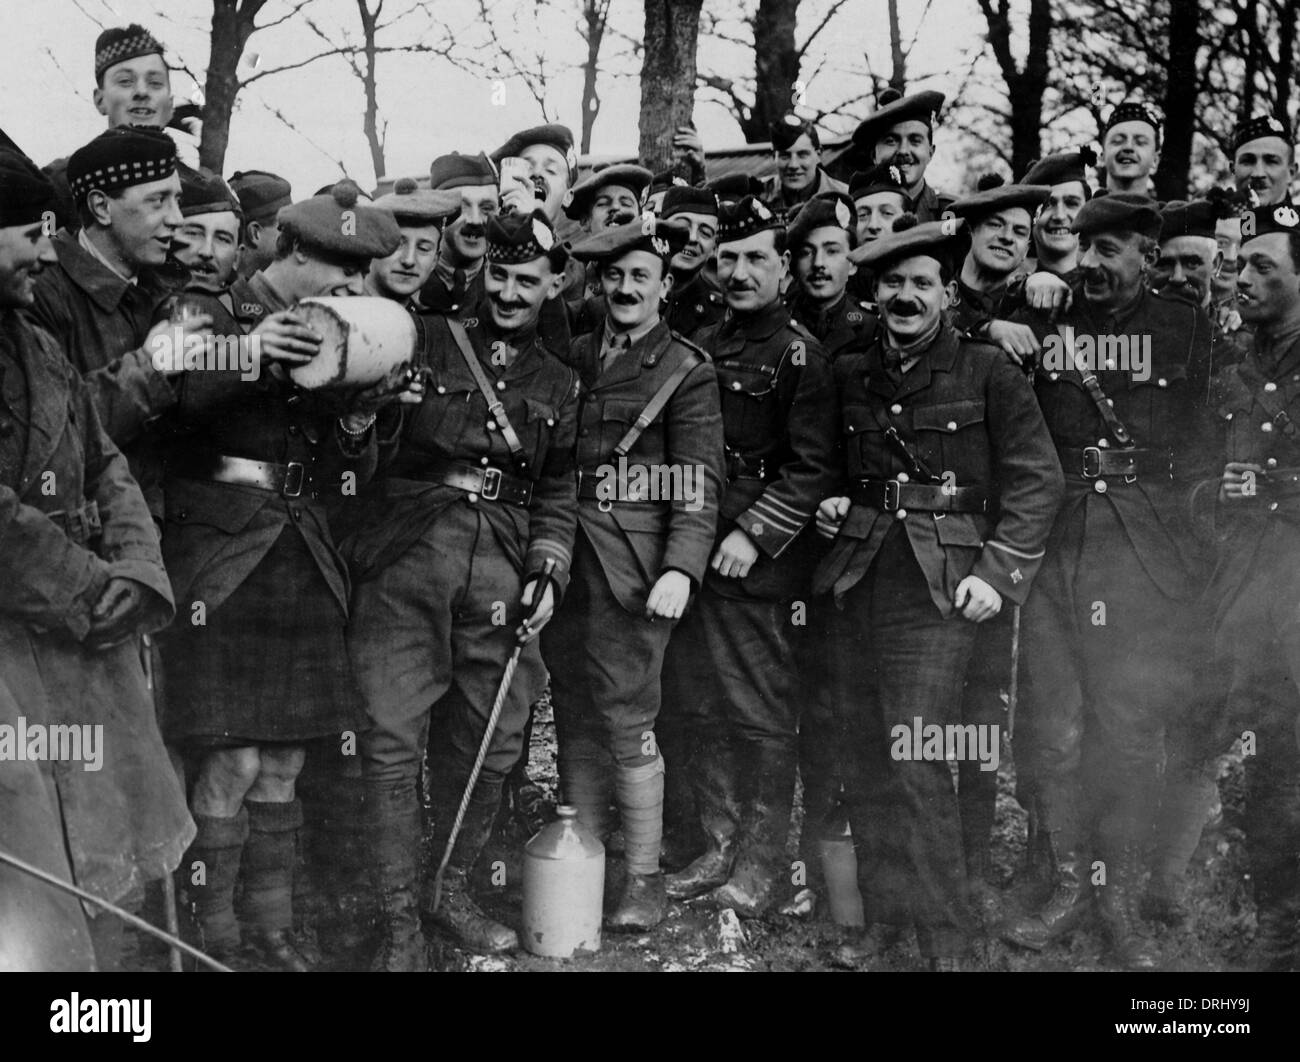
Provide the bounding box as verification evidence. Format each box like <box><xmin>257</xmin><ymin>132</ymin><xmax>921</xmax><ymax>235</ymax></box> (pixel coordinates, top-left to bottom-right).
<box><xmin>481</xmin><ymin>456</ymin><xmax>490</xmax><ymax>465</ymax></box>
<box><xmin>497</xmin><ymin>380</ymin><xmax>506</xmax><ymax>391</ymax></box>
<box><xmin>1049</xmin><ymin>372</ymin><xmax>1059</xmax><ymax>380</ymax></box>
<box><xmin>1269</xmin><ymin>501</ymin><xmax>1280</xmax><ymax>511</ymax></box>
<box><xmin>436</xmin><ymin>385</ymin><xmax>446</xmax><ymax>394</ymax></box>
<box><xmin>897</xmin><ymin>472</ymin><xmax>910</xmax><ymax>483</ymax></box>
<box><xmin>1097</xmin><ymin>439</ymin><xmax>1109</xmax><ymax>448</ymax></box>
<box><xmin>1265</xmin><ymin>382</ymin><xmax>1278</xmax><ymax>392</ymax></box>
<box><xmin>895</xmin><ymin>508</ymin><xmax>908</xmax><ymax>520</ymax></box>
<box><xmin>1094</xmin><ymin>479</ymin><xmax>1108</xmax><ymax>493</ymax></box>
<box><xmin>890</xmin><ymin>403</ymin><xmax>903</xmax><ymax>415</ymax></box>
<box><xmin>1262</xmin><ymin>421</ymin><xmax>1274</xmax><ymax>432</ymax></box>
<box><xmin>487</xmin><ymin>420</ymin><xmax>498</xmax><ymax>430</ymax></box>
<box><xmin>731</xmin><ymin>381</ymin><xmax>742</xmax><ymax>391</ymax></box>
<box><xmin>467</xmin><ymin>492</ymin><xmax>478</xmax><ymax>503</ymax></box>
<box><xmin>751</xmin><ymin>522</ymin><xmax>764</xmax><ymax>536</ymax></box>
<box><xmin>1157</xmin><ymin>378</ymin><xmax>1167</xmax><ymax>387</ymax></box>
<box><xmin>946</xmin><ymin>420</ymin><xmax>957</xmax><ymax>430</ymax></box>
<box><xmin>547</xmin><ymin>418</ymin><xmax>555</xmax><ymax>426</ymax></box>
<box><xmin>1267</xmin><ymin>457</ymin><xmax>1279</xmax><ymax>468</ymax></box>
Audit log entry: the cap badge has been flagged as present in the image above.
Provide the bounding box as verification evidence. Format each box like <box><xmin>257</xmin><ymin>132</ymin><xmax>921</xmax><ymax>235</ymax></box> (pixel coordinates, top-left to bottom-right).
<box><xmin>1268</xmin><ymin>116</ymin><xmax>1286</xmax><ymax>132</ymax></box>
<box><xmin>834</xmin><ymin>200</ymin><xmax>852</xmax><ymax>228</ymax></box>
<box><xmin>889</xmin><ymin>165</ymin><xmax>903</xmax><ymax>184</ymax></box>
<box><xmin>651</xmin><ymin>236</ymin><xmax>670</xmax><ymax>255</ymax></box>
<box><xmin>751</xmin><ymin>200</ymin><xmax>772</xmax><ymax>220</ymax></box>
<box><xmin>532</xmin><ymin>218</ymin><xmax>555</xmax><ymax>249</ymax></box>
<box><xmin>1275</xmin><ymin>205</ymin><xmax>1300</xmax><ymax>228</ymax></box>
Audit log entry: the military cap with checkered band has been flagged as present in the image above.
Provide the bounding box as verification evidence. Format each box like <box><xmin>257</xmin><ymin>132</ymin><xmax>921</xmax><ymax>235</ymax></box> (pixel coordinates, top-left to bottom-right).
<box><xmin>95</xmin><ymin>24</ymin><xmax>165</xmax><ymax>83</ymax></box>
<box><xmin>717</xmin><ymin>195</ymin><xmax>785</xmax><ymax>245</ymax></box>
<box><xmin>1232</xmin><ymin>114</ymin><xmax>1295</xmax><ymax>155</ymax></box>
<box><xmin>485</xmin><ymin>208</ymin><xmax>570</xmax><ymax>270</ymax></box>
<box><xmin>1101</xmin><ymin>100</ymin><xmax>1161</xmax><ymax>142</ymax></box>
<box><xmin>67</xmin><ymin>126</ymin><xmax>177</xmax><ymax>200</ymax></box>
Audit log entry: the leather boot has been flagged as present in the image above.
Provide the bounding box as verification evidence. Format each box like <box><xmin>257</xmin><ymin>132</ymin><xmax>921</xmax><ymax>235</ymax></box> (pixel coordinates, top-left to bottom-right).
<box><xmin>1142</xmin><ymin>768</ymin><xmax>1216</xmax><ymax>927</ymax></box>
<box><xmin>608</xmin><ymin>758</ymin><xmax>668</xmax><ymax>931</ymax></box>
<box><xmin>1095</xmin><ymin>843</ymin><xmax>1159</xmax><ymax>970</ymax></box>
<box><xmin>710</xmin><ymin>747</ymin><xmax>797</xmax><ymax>918</ymax></box>
<box><xmin>665</xmin><ymin>743</ymin><xmax>741</xmax><ymax>900</ymax></box>
<box><xmin>241</xmin><ymin>799</ymin><xmax>313</xmax><ymax>971</ymax></box>
<box><xmin>424</xmin><ymin>790</ymin><xmax>518</xmax><ymax>953</ymax></box>
<box><xmin>365</xmin><ymin>783</ymin><xmax>427</xmax><ymax>972</ymax></box>
<box><xmin>183</xmin><ymin>808</ymin><xmax>248</xmax><ymax>959</ymax></box>
<box><xmin>1000</xmin><ymin>787</ymin><xmax>1090</xmax><ymax>951</ymax></box>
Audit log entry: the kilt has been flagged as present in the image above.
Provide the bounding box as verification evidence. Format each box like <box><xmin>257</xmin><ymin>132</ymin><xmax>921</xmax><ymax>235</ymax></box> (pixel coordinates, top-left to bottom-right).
<box><xmin>161</xmin><ymin>525</ymin><xmax>362</xmax><ymax>747</ymax></box>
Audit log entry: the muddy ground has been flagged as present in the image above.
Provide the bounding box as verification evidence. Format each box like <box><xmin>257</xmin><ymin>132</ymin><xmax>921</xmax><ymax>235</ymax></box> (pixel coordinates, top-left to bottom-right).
<box><xmin>128</xmin><ymin>697</ymin><xmax>1258</xmax><ymax>974</ymax></box>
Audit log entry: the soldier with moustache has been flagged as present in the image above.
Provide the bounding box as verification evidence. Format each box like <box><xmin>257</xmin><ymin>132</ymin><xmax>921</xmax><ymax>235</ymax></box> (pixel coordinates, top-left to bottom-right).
<box><xmin>762</xmin><ymin>113</ymin><xmax>849</xmax><ymax>222</ymax></box>
<box><xmin>1231</xmin><ymin>114</ymin><xmax>1297</xmax><ymax>210</ymax></box>
<box><xmin>159</xmin><ymin>184</ymin><xmax>405</xmax><ymax>970</ymax></box>
<box><xmin>563</xmin><ymin>163</ymin><xmax>654</xmax><ymax>333</ymax></box>
<box><xmin>230</xmin><ymin>171</ymin><xmax>293</xmax><ymax>280</ymax></box>
<box><xmin>0</xmin><ymin>147</ymin><xmax>194</xmax><ymax>972</ymax></box>
<box><xmin>786</xmin><ymin>191</ymin><xmax>878</xmax><ymax>358</ymax></box>
<box><xmin>543</xmin><ymin>219</ymin><xmax>724</xmax><ymax>930</ymax></box>
<box><xmin>348</xmin><ymin>210</ymin><xmax>579</xmax><ymax>971</ymax></box>
<box><xmin>815</xmin><ymin>217</ymin><xmax>1061</xmax><ymax>970</ymax></box>
<box><xmin>1201</xmin><ymin>203</ymin><xmax>1300</xmax><ymax>968</ymax></box>
<box><xmin>367</xmin><ymin>180</ymin><xmax>463</xmax><ymax>309</ymax></box>
<box><xmin>661</xmin><ymin>197</ymin><xmax>838</xmax><ymax>917</ymax></box>
<box><xmin>169</xmin><ymin>166</ymin><xmax>243</xmax><ymax>312</ymax></box>
<box><xmin>851</xmin><ymin>90</ymin><xmax>952</xmax><ymax>224</ymax></box>
<box><xmin>999</xmin><ymin>194</ymin><xmax>1219</xmax><ymax>969</ymax></box>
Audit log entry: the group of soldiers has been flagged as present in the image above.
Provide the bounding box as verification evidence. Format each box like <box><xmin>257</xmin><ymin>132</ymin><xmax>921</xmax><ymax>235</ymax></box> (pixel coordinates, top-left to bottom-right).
<box><xmin>3</xmin><ymin>21</ymin><xmax>1300</xmax><ymax>974</ymax></box>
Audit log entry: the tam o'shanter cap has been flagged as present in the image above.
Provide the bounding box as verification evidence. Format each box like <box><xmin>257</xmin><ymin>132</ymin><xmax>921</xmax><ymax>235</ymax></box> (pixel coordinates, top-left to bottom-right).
<box><xmin>851</xmin><ymin>89</ymin><xmax>945</xmax><ymax>150</ymax></box>
<box><xmin>229</xmin><ymin>170</ymin><xmax>292</xmax><ymax>223</ymax></box>
<box><xmin>1232</xmin><ymin>114</ymin><xmax>1294</xmax><ymax>155</ymax></box>
<box><xmin>717</xmin><ymin>195</ymin><xmax>785</xmax><ymax>244</ymax></box>
<box><xmin>429</xmin><ymin>151</ymin><xmax>497</xmax><ymax>190</ymax></box>
<box><xmin>67</xmin><ymin>126</ymin><xmax>177</xmax><ymax>200</ymax></box>
<box><xmin>372</xmin><ymin>177</ymin><xmax>462</xmax><ymax>224</ymax></box>
<box><xmin>485</xmin><ymin>208</ymin><xmax>569</xmax><ymax>269</ymax></box>
<box><xmin>95</xmin><ymin>24</ymin><xmax>165</xmax><ymax>82</ymax></box>
<box><xmin>850</xmin><ymin>213</ymin><xmax>964</xmax><ymax>270</ymax></box>
<box><xmin>563</xmin><ymin>163</ymin><xmax>653</xmax><ymax>220</ymax></box>
<box><xmin>277</xmin><ymin>180</ymin><xmax>401</xmax><ymax>260</ymax></box>
<box><xmin>787</xmin><ymin>192</ymin><xmax>857</xmax><ymax>247</ymax></box>
<box><xmin>1071</xmin><ymin>192</ymin><xmax>1162</xmax><ymax>240</ymax></box>
<box><xmin>569</xmin><ymin>216</ymin><xmax>688</xmax><ymax>263</ymax></box>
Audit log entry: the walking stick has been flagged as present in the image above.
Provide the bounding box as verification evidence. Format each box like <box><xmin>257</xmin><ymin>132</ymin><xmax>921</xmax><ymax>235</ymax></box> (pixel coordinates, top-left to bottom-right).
<box><xmin>429</xmin><ymin>558</ymin><xmax>557</xmax><ymax>913</ymax></box>
<box><xmin>0</xmin><ymin>846</ymin><xmax>232</xmax><ymax>972</ymax></box>
<box><xmin>1006</xmin><ymin>605</ymin><xmax>1022</xmax><ymax>741</ymax></box>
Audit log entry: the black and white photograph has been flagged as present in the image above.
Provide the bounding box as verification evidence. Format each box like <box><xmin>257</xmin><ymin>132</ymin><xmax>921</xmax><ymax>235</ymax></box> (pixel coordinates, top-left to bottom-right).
<box><xmin>0</xmin><ymin>0</ymin><xmax>1295</xmax><ymax>1036</ymax></box>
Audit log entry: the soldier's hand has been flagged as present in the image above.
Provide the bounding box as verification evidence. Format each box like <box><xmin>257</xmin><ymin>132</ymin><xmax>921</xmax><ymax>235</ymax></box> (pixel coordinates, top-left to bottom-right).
<box><xmin>252</xmin><ymin>311</ymin><xmax>323</xmax><ymax>365</ymax></box>
<box><xmin>646</xmin><ymin>570</ymin><xmax>691</xmax><ymax>621</ymax></box>
<box><xmin>500</xmin><ymin>180</ymin><xmax>539</xmax><ymax>217</ymax></box>
<box><xmin>517</xmin><ymin>578</ymin><xmax>556</xmax><ymax>642</ymax></box>
<box><xmin>954</xmin><ymin>575</ymin><xmax>1002</xmax><ymax>623</ymax></box>
<box><xmin>145</xmin><ymin>313</ymin><xmax>215</xmax><ymax>376</ymax></box>
<box><xmin>348</xmin><ymin>360</ymin><xmax>420</xmax><ymax>416</ymax></box>
<box><xmin>1217</xmin><ymin>303</ymin><xmax>1243</xmax><ymax>334</ymax></box>
<box><xmin>816</xmin><ymin>496</ymin><xmax>850</xmax><ymax>539</ymax></box>
<box><xmin>1023</xmin><ymin>271</ymin><xmax>1072</xmax><ymax>316</ymax></box>
<box><xmin>1220</xmin><ymin>461</ymin><xmax>1264</xmax><ymax>502</ymax></box>
<box><xmin>985</xmin><ymin>320</ymin><xmax>1041</xmax><ymax>364</ymax></box>
<box><xmin>711</xmin><ymin>528</ymin><xmax>759</xmax><ymax>579</ymax></box>
<box><xmin>87</xmin><ymin>577</ymin><xmax>144</xmax><ymax>649</ymax></box>
<box><xmin>672</xmin><ymin>126</ymin><xmax>704</xmax><ymax>166</ymax></box>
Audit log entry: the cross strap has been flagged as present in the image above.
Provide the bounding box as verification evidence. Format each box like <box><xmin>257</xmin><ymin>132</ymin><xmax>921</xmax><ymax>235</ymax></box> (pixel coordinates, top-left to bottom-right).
<box><xmin>611</xmin><ymin>348</ymin><xmax>703</xmax><ymax>458</ymax></box>
<box><xmin>444</xmin><ymin>316</ymin><xmax>529</xmax><ymax>471</ymax></box>
<box><xmin>863</xmin><ymin>390</ymin><xmax>939</xmax><ymax>483</ymax></box>
<box><xmin>1057</xmin><ymin>324</ymin><xmax>1135</xmax><ymax>446</ymax></box>
<box><xmin>1239</xmin><ymin>359</ymin><xmax>1300</xmax><ymax>441</ymax></box>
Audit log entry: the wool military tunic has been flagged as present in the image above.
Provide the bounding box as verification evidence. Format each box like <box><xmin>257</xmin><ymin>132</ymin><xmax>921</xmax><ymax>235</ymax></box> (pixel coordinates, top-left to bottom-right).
<box><xmin>788</xmin><ymin>290</ymin><xmax>879</xmax><ymax>359</ymax></box>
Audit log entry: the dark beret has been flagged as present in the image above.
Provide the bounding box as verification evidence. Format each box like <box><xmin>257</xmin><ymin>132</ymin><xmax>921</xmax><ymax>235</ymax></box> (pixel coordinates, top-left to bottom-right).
<box><xmin>429</xmin><ymin>151</ymin><xmax>497</xmax><ymax>190</ymax></box>
<box><xmin>0</xmin><ymin>147</ymin><xmax>59</xmax><ymax>228</ymax></box>
<box><xmin>229</xmin><ymin>170</ymin><xmax>292</xmax><ymax>223</ymax></box>
<box><xmin>563</xmin><ymin>163</ymin><xmax>653</xmax><ymax>221</ymax></box>
<box><xmin>277</xmin><ymin>182</ymin><xmax>401</xmax><ymax>261</ymax></box>
<box><xmin>1021</xmin><ymin>147</ymin><xmax>1095</xmax><ymax>193</ymax></box>
<box><xmin>485</xmin><ymin>209</ymin><xmax>569</xmax><ymax>270</ymax></box>
<box><xmin>491</xmin><ymin>124</ymin><xmax>577</xmax><ymax>185</ymax></box>
<box><xmin>1159</xmin><ymin>191</ymin><xmax>1237</xmax><ymax>242</ymax></box>
<box><xmin>1101</xmin><ymin>100</ymin><xmax>1161</xmax><ymax>141</ymax></box>
<box><xmin>849</xmin><ymin>162</ymin><xmax>911</xmax><ymax>205</ymax></box>
<box><xmin>95</xmin><ymin>24</ymin><xmax>165</xmax><ymax>82</ymax></box>
<box><xmin>372</xmin><ymin>179</ymin><xmax>462</xmax><ymax>225</ymax></box>
<box><xmin>949</xmin><ymin>180</ymin><xmax>1050</xmax><ymax>223</ymax></box>
<box><xmin>178</xmin><ymin>164</ymin><xmax>241</xmax><ymax>218</ymax></box>
<box><xmin>1071</xmin><ymin>192</ymin><xmax>1162</xmax><ymax>240</ymax></box>
<box><xmin>659</xmin><ymin>184</ymin><xmax>718</xmax><ymax>220</ymax></box>
<box><xmin>707</xmin><ymin>173</ymin><xmax>766</xmax><ymax>204</ymax></box>
<box><xmin>569</xmin><ymin>217</ymin><xmax>688</xmax><ymax>264</ymax></box>
<box><xmin>67</xmin><ymin>127</ymin><xmax>177</xmax><ymax>200</ymax></box>
<box><xmin>718</xmin><ymin>195</ymin><xmax>785</xmax><ymax>245</ymax></box>
<box><xmin>787</xmin><ymin>192</ymin><xmax>857</xmax><ymax>248</ymax></box>
<box><xmin>1232</xmin><ymin>113</ymin><xmax>1294</xmax><ymax>155</ymax></box>
<box><xmin>770</xmin><ymin>113</ymin><xmax>819</xmax><ymax>152</ymax></box>
<box><xmin>849</xmin><ymin>214</ymin><xmax>964</xmax><ymax>272</ymax></box>
<box><xmin>851</xmin><ymin>89</ymin><xmax>945</xmax><ymax>151</ymax></box>
<box><xmin>1240</xmin><ymin>202</ymin><xmax>1300</xmax><ymax>242</ymax></box>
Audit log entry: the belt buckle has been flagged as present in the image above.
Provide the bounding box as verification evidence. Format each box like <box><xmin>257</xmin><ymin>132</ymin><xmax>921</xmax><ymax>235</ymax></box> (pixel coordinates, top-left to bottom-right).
<box><xmin>1081</xmin><ymin>446</ymin><xmax>1102</xmax><ymax>479</ymax></box>
<box><xmin>282</xmin><ymin>461</ymin><xmax>305</xmax><ymax>498</ymax></box>
<box><xmin>481</xmin><ymin>466</ymin><xmax>502</xmax><ymax>501</ymax></box>
<box><xmin>883</xmin><ymin>479</ymin><xmax>901</xmax><ymax>511</ymax></box>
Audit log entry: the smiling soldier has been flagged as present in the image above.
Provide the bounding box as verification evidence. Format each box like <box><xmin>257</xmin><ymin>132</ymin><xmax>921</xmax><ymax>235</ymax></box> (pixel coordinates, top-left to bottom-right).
<box><xmin>851</xmin><ymin>90</ymin><xmax>952</xmax><ymax>224</ymax></box>
<box><xmin>762</xmin><ymin>113</ymin><xmax>847</xmax><ymax>221</ymax></box>
<box><xmin>368</xmin><ymin>179</ymin><xmax>462</xmax><ymax>310</ymax></box>
<box><xmin>1100</xmin><ymin>101</ymin><xmax>1161</xmax><ymax>197</ymax></box>
<box><xmin>1231</xmin><ymin>114</ymin><xmax>1297</xmax><ymax>209</ymax></box>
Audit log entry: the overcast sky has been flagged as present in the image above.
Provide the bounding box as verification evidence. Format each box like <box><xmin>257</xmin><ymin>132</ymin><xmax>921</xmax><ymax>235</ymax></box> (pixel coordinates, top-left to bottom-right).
<box><xmin>4</xmin><ymin>0</ymin><xmax>983</xmax><ymax>198</ymax></box>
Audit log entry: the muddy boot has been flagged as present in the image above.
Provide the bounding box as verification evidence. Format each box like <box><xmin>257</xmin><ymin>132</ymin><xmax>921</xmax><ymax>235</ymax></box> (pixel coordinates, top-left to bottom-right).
<box><xmin>1095</xmin><ymin>844</ymin><xmax>1159</xmax><ymax>970</ymax></box>
<box><xmin>239</xmin><ymin>799</ymin><xmax>312</xmax><ymax>971</ymax></box>
<box><xmin>608</xmin><ymin>758</ymin><xmax>667</xmax><ymax>931</ymax></box>
<box><xmin>425</xmin><ymin>793</ymin><xmax>518</xmax><ymax>953</ymax></box>
<box><xmin>364</xmin><ymin>783</ymin><xmax>426</xmax><ymax>972</ymax></box>
<box><xmin>666</xmin><ymin>745</ymin><xmax>741</xmax><ymax>900</ymax></box>
<box><xmin>1000</xmin><ymin>789</ymin><xmax>1090</xmax><ymax>951</ymax></box>
<box><xmin>182</xmin><ymin>808</ymin><xmax>248</xmax><ymax>961</ymax></box>
<box><xmin>710</xmin><ymin>748</ymin><xmax>797</xmax><ymax>918</ymax></box>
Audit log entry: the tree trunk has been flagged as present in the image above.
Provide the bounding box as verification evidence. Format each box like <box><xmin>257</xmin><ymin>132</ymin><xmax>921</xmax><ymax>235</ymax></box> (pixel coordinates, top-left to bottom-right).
<box><xmin>199</xmin><ymin>0</ymin><xmax>266</xmax><ymax>172</ymax></box>
<box><xmin>979</xmin><ymin>0</ymin><xmax>1052</xmax><ymax>179</ymax></box>
<box><xmin>1274</xmin><ymin>0</ymin><xmax>1297</xmax><ymax>129</ymax></box>
<box><xmin>1156</xmin><ymin>0</ymin><xmax>1201</xmax><ymax>200</ymax></box>
<box><xmin>579</xmin><ymin>0</ymin><xmax>610</xmax><ymax>154</ymax></box>
<box><xmin>887</xmin><ymin>0</ymin><xmax>906</xmax><ymax>91</ymax></box>
<box><xmin>357</xmin><ymin>0</ymin><xmax>385</xmax><ymax>181</ymax></box>
<box><xmin>639</xmin><ymin>0</ymin><xmax>704</xmax><ymax>170</ymax></box>
<box><xmin>743</xmin><ymin>0</ymin><xmax>799</xmax><ymax>142</ymax></box>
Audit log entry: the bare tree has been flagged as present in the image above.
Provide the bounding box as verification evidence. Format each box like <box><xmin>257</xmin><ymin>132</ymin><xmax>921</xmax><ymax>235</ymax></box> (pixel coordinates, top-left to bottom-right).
<box><xmin>579</xmin><ymin>0</ymin><xmax>614</xmax><ymax>153</ymax></box>
<box><xmin>978</xmin><ymin>0</ymin><xmax>1053</xmax><ymax>179</ymax></box>
<box><xmin>640</xmin><ymin>0</ymin><xmax>705</xmax><ymax>169</ymax></box>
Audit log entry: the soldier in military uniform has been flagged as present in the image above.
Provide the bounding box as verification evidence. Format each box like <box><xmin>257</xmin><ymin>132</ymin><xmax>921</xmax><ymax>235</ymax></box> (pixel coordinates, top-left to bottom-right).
<box><xmin>367</xmin><ymin>180</ymin><xmax>462</xmax><ymax>309</ymax></box>
<box><xmin>1200</xmin><ymin>203</ymin><xmax>1300</xmax><ymax>968</ymax></box>
<box><xmin>786</xmin><ymin>191</ymin><xmax>877</xmax><ymax>358</ymax></box>
<box><xmin>230</xmin><ymin>170</ymin><xmax>293</xmax><ymax>280</ymax></box>
<box><xmin>851</xmin><ymin>90</ymin><xmax>952</xmax><ymax>224</ymax></box>
<box><xmin>658</xmin><ymin>184</ymin><xmax>726</xmax><ymax>342</ymax></box>
<box><xmin>563</xmin><ymin>163</ymin><xmax>654</xmax><ymax>328</ymax></box>
<box><xmin>159</xmin><ymin>184</ymin><xmax>404</xmax><ymax>971</ymax></box>
<box><xmin>661</xmin><ymin>196</ymin><xmax>838</xmax><ymax>917</ymax></box>
<box><xmin>850</xmin><ymin>162</ymin><xmax>912</xmax><ymax>249</ymax></box>
<box><xmin>348</xmin><ymin>210</ymin><xmax>579</xmax><ymax>971</ymax></box>
<box><xmin>171</xmin><ymin>166</ymin><xmax>242</xmax><ymax>298</ymax></box>
<box><xmin>1231</xmin><ymin>114</ymin><xmax>1296</xmax><ymax>209</ymax></box>
<box><xmin>1099</xmin><ymin>101</ymin><xmax>1162</xmax><ymax>198</ymax></box>
<box><xmin>542</xmin><ymin>219</ymin><xmax>724</xmax><ymax>930</ymax></box>
<box><xmin>999</xmin><ymin>194</ymin><xmax>1220</xmax><ymax>969</ymax></box>
<box><xmin>419</xmin><ymin>152</ymin><xmax>499</xmax><ymax>318</ymax></box>
<box><xmin>815</xmin><ymin>217</ymin><xmax>1062</xmax><ymax>970</ymax></box>
<box><xmin>763</xmin><ymin>113</ymin><xmax>848</xmax><ymax>222</ymax></box>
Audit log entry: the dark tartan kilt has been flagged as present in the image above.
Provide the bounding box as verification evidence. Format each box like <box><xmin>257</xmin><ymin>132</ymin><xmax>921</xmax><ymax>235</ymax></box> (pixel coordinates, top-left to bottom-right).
<box><xmin>161</xmin><ymin>526</ymin><xmax>363</xmax><ymax>747</ymax></box>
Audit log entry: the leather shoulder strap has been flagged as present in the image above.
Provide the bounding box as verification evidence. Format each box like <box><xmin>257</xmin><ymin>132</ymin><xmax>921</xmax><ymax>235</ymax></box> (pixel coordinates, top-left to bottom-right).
<box><xmin>445</xmin><ymin>316</ymin><xmax>529</xmax><ymax>469</ymax></box>
<box><xmin>611</xmin><ymin>347</ymin><xmax>703</xmax><ymax>458</ymax></box>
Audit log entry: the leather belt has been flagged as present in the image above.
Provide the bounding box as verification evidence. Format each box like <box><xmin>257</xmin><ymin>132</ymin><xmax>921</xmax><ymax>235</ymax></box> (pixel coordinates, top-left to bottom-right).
<box><xmin>1259</xmin><ymin>467</ymin><xmax>1300</xmax><ymax>498</ymax></box>
<box><xmin>1057</xmin><ymin>446</ymin><xmax>1173</xmax><ymax>481</ymax></box>
<box><xmin>725</xmin><ymin>450</ymin><xmax>776</xmax><ymax>482</ymax></box>
<box><xmin>576</xmin><ymin>470</ymin><xmax>667</xmax><ymax>507</ymax></box>
<box><xmin>177</xmin><ymin>454</ymin><xmax>312</xmax><ymax>497</ymax></box>
<box><xmin>47</xmin><ymin>500</ymin><xmax>102</xmax><ymax>543</ymax></box>
<box><xmin>850</xmin><ymin>478</ymin><xmax>988</xmax><ymax>514</ymax></box>
<box><xmin>406</xmin><ymin>457</ymin><xmax>533</xmax><ymax>507</ymax></box>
